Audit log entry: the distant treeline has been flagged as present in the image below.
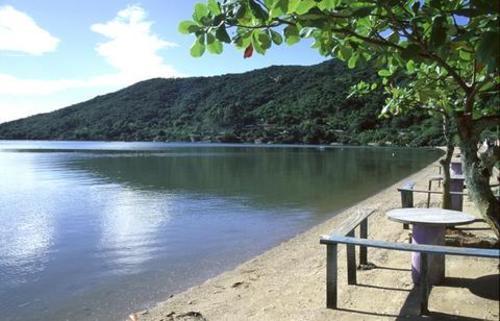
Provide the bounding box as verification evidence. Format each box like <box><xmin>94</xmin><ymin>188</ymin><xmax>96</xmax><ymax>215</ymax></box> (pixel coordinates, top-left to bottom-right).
<box><xmin>0</xmin><ymin>60</ymin><xmax>445</xmax><ymax>146</ymax></box>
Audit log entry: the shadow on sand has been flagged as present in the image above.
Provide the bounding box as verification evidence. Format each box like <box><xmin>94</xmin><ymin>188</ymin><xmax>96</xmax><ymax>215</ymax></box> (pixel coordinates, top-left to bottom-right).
<box><xmin>394</xmin><ymin>278</ymin><xmax>496</xmax><ymax>321</ymax></box>
<box><xmin>336</xmin><ymin>271</ymin><xmax>498</xmax><ymax>321</ymax></box>
<box><xmin>444</xmin><ymin>274</ymin><xmax>499</xmax><ymax>301</ymax></box>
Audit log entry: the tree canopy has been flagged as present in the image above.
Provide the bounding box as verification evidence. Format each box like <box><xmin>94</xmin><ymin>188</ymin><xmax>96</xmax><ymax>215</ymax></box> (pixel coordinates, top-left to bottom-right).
<box><xmin>180</xmin><ymin>0</ymin><xmax>498</xmax><ymax>120</ymax></box>
<box><xmin>0</xmin><ymin>61</ymin><xmax>443</xmax><ymax>146</ymax></box>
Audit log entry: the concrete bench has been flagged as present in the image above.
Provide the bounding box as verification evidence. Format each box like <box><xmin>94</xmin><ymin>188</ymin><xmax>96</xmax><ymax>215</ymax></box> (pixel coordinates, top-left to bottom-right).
<box><xmin>319</xmin><ymin>208</ymin><xmax>377</xmax><ymax>289</ymax></box>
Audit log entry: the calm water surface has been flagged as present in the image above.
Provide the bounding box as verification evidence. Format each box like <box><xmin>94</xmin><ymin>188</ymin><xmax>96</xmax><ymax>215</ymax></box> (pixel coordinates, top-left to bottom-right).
<box><xmin>0</xmin><ymin>141</ymin><xmax>441</xmax><ymax>321</ymax></box>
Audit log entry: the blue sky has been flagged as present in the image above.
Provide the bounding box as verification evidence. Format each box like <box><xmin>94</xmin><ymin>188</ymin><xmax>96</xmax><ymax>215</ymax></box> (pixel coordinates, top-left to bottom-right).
<box><xmin>0</xmin><ymin>1</ymin><xmax>326</xmax><ymax>123</ymax></box>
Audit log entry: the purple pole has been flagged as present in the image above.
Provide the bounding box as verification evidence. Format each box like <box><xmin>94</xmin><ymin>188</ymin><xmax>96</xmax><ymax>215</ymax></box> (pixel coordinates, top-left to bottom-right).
<box><xmin>411</xmin><ymin>224</ymin><xmax>445</xmax><ymax>285</ymax></box>
<box><xmin>450</xmin><ymin>176</ymin><xmax>465</xmax><ymax>211</ymax></box>
<box><xmin>450</xmin><ymin>161</ymin><xmax>463</xmax><ymax>175</ymax></box>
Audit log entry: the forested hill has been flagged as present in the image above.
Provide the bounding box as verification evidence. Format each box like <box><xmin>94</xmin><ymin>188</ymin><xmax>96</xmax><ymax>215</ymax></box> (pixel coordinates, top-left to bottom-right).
<box><xmin>0</xmin><ymin>60</ymin><xmax>444</xmax><ymax>146</ymax></box>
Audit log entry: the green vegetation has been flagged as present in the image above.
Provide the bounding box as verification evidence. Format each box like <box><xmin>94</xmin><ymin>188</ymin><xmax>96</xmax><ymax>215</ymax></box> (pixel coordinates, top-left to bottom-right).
<box><xmin>0</xmin><ymin>60</ymin><xmax>444</xmax><ymax>146</ymax></box>
<box><xmin>181</xmin><ymin>0</ymin><xmax>499</xmax><ymax>236</ymax></box>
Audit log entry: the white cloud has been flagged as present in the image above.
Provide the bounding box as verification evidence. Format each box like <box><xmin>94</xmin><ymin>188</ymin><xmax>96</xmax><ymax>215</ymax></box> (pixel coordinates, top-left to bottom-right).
<box><xmin>0</xmin><ymin>5</ymin><xmax>182</xmax><ymax>123</ymax></box>
<box><xmin>0</xmin><ymin>73</ymin><xmax>83</xmax><ymax>95</ymax></box>
<box><xmin>91</xmin><ymin>5</ymin><xmax>179</xmax><ymax>81</ymax></box>
<box><xmin>0</xmin><ymin>5</ymin><xmax>59</xmax><ymax>55</ymax></box>
<box><xmin>0</xmin><ymin>97</ymin><xmax>72</xmax><ymax>123</ymax></box>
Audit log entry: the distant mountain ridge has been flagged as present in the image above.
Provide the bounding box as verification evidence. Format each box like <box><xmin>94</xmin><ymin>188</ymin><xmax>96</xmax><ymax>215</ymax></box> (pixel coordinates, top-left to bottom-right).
<box><xmin>0</xmin><ymin>60</ymin><xmax>444</xmax><ymax>146</ymax></box>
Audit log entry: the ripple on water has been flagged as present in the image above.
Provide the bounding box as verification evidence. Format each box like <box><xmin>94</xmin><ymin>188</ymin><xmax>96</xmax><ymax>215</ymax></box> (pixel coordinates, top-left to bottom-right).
<box><xmin>0</xmin><ymin>142</ymin><xmax>442</xmax><ymax>321</ymax></box>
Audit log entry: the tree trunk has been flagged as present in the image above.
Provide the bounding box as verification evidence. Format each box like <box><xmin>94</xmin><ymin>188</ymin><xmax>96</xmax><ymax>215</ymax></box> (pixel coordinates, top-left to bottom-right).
<box><xmin>440</xmin><ymin>145</ymin><xmax>454</xmax><ymax>210</ymax></box>
<box><xmin>439</xmin><ymin>115</ymin><xmax>454</xmax><ymax>210</ymax></box>
<box><xmin>458</xmin><ymin>121</ymin><xmax>500</xmax><ymax>238</ymax></box>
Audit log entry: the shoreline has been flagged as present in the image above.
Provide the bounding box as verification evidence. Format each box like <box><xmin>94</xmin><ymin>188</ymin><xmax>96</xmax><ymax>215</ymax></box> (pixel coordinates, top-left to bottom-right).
<box><xmin>1</xmin><ymin>141</ymin><xmax>445</xmax><ymax>321</ymax></box>
<box><xmin>0</xmin><ymin>139</ymin><xmax>441</xmax><ymax>150</ymax></box>
<box><xmin>129</xmin><ymin>161</ymin><xmax>499</xmax><ymax>321</ymax></box>
<box><xmin>132</xmin><ymin>159</ymin><xmax>498</xmax><ymax>321</ymax></box>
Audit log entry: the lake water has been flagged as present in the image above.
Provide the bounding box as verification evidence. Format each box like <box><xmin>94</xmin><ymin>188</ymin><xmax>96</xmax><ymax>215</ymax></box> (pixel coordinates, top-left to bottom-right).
<box><xmin>0</xmin><ymin>141</ymin><xmax>441</xmax><ymax>321</ymax></box>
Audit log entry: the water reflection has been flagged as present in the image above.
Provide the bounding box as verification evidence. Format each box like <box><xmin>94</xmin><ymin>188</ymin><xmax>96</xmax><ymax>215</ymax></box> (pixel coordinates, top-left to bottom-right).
<box><xmin>0</xmin><ymin>153</ymin><xmax>56</xmax><ymax>286</ymax></box>
<box><xmin>65</xmin><ymin>147</ymin><xmax>437</xmax><ymax>213</ymax></box>
<box><xmin>99</xmin><ymin>189</ymin><xmax>173</xmax><ymax>272</ymax></box>
<box><xmin>0</xmin><ymin>142</ymin><xmax>442</xmax><ymax>321</ymax></box>
<box><xmin>0</xmin><ymin>209</ymin><xmax>54</xmax><ymax>284</ymax></box>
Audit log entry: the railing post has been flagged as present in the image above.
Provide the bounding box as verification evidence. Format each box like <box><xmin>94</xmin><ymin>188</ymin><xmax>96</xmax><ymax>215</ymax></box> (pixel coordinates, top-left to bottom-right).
<box><xmin>437</xmin><ymin>166</ymin><xmax>442</xmax><ymax>187</ymax></box>
<box><xmin>420</xmin><ymin>253</ymin><xmax>430</xmax><ymax>315</ymax></box>
<box><xmin>326</xmin><ymin>243</ymin><xmax>338</xmax><ymax>309</ymax></box>
<box><xmin>359</xmin><ymin>218</ymin><xmax>368</xmax><ymax>266</ymax></box>
<box><xmin>346</xmin><ymin>230</ymin><xmax>357</xmax><ymax>285</ymax></box>
<box><xmin>427</xmin><ymin>180</ymin><xmax>433</xmax><ymax>208</ymax></box>
<box><xmin>400</xmin><ymin>189</ymin><xmax>414</xmax><ymax>230</ymax></box>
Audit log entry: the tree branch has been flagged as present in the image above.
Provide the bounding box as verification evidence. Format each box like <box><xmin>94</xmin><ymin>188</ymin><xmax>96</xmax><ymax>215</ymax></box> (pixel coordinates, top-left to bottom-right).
<box><xmin>380</xmin><ymin>2</ymin><xmax>471</xmax><ymax>94</ymax></box>
<box><xmin>332</xmin><ymin>28</ymin><xmax>405</xmax><ymax>50</ymax></box>
<box><xmin>231</xmin><ymin>17</ymin><xmax>294</xmax><ymax>29</ymax></box>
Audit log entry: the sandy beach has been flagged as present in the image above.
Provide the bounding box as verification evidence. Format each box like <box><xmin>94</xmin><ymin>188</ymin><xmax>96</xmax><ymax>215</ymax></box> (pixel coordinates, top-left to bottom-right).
<box><xmin>133</xmin><ymin>160</ymin><xmax>499</xmax><ymax>321</ymax></box>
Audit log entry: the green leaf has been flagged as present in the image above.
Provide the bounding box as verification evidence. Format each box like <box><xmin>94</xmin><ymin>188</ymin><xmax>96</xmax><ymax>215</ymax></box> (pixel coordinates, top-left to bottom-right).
<box><xmin>270</xmin><ymin>0</ymin><xmax>288</xmax><ymax>17</ymax></box>
<box><xmin>252</xmin><ymin>31</ymin><xmax>265</xmax><ymax>54</ymax></box>
<box><xmin>270</xmin><ymin>29</ymin><xmax>283</xmax><ymax>45</ymax></box>
<box><xmin>190</xmin><ymin>35</ymin><xmax>205</xmax><ymax>57</ymax></box>
<box><xmin>459</xmin><ymin>50</ymin><xmax>472</xmax><ymax>61</ymax></box>
<box><xmin>351</xmin><ymin>6</ymin><xmax>374</xmax><ymax>18</ymax></box>
<box><xmin>234</xmin><ymin>30</ymin><xmax>252</xmax><ymax>48</ymax></box>
<box><xmin>178</xmin><ymin>20</ymin><xmax>199</xmax><ymax>34</ymax></box>
<box><xmin>192</xmin><ymin>3</ymin><xmax>209</xmax><ymax>23</ymax></box>
<box><xmin>430</xmin><ymin>16</ymin><xmax>447</xmax><ymax>48</ymax></box>
<box><xmin>207</xmin><ymin>0</ymin><xmax>221</xmax><ymax>15</ymax></box>
<box><xmin>248</xmin><ymin>32</ymin><xmax>271</xmax><ymax>54</ymax></box>
<box><xmin>207</xmin><ymin>33</ymin><xmax>215</xmax><ymax>44</ymax></box>
<box><xmin>264</xmin><ymin>0</ymin><xmax>274</xmax><ymax>7</ymax></box>
<box><xmin>378</xmin><ymin>69</ymin><xmax>392</xmax><ymax>77</ymax></box>
<box><xmin>284</xmin><ymin>25</ymin><xmax>300</xmax><ymax>45</ymax></box>
<box><xmin>338</xmin><ymin>47</ymin><xmax>352</xmax><ymax>61</ymax></box>
<box><xmin>348</xmin><ymin>54</ymin><xmax>358</xmax><ymax>69</ymax></box>
<box><xmin>478</xmin><ymin>81</ymin><xmax>495</xmax><ymax>92</ymax></box>
<box><xmin>477</xmin><ymin>31</ymin><xmax>499</xmax><ymax>72</ymax></box>
<box><xmin>249</xmin><ymin>0</ymin><xmax>268</xmax><ymax>20</ymax></box>
<box><xmin>216</xmin><ymin>26</ymin><xmax>231</xmax><ymax>43</ymax></box>
<box><xmin>207</xmin><ymin>34</ymin><xmax>223</xmax><ymax>54</ymax></box>
<box><xmin>234</xmin><ymin>3</ymin><xmax>247</xmax><ymax>19</ymax></box>
<box><xmin>258</xmin><ymin>31</ymin><xmax>272</xmax><ymax>50</ymax></box>
<box><xmin>417</xmin><ymin>88</ymin><xmax>432</xmax><ymax>102</ymax></box>
<box><xmin>388</xmin><ymin>32</ymin><xmax>399</xmax><ymax>44</ymax></box>
<box><xmin>406</xmin><ymin>60</ymin><xmax>415</xmax><ymax>73</ymax></box>
<box><xmin>287</xmin><ymin>0</ymin><xmax>300</xmax><ymax>13</ymax></box>
<box><xmin>318</xmin><ymin>0</ymin><xmax>339</xmax><ymax>10</ymax></box>
<box><xmin>295</xmin><ymin>0</ymin><xmax>316</xmax><ymax>14</ymax></box>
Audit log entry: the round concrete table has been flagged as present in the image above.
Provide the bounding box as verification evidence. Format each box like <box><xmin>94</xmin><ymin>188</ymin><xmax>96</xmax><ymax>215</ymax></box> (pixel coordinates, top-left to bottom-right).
<box><xmin>387</xmin><ymin>208</ymin><xmax>475</xmax><ymax>285</ymax></box>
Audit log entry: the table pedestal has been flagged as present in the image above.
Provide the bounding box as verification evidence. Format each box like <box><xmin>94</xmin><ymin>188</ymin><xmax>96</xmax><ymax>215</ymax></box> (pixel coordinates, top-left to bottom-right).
<box><xmin>451</xmin><ymin>161</ymin><xmax>463</xmax><ymax>175</ymax></box>
<box><xmin>450</xmin><ymin>176</ymin><xmax>465</xmax><ymax>211</ymax></box>
<box><xmin>411</xmin><ymin>224</ymin><xmax>445</xmax><ymax>285</ymax></box>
